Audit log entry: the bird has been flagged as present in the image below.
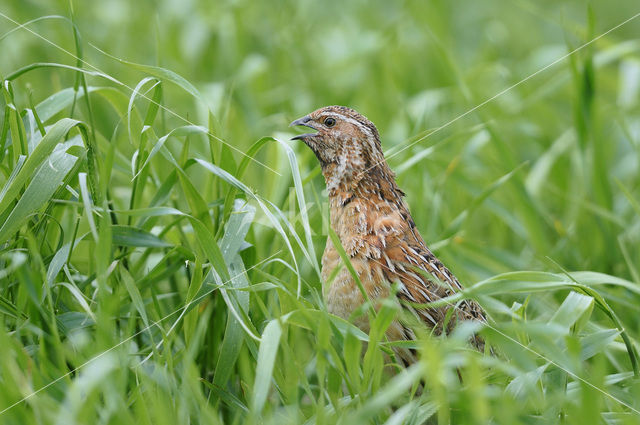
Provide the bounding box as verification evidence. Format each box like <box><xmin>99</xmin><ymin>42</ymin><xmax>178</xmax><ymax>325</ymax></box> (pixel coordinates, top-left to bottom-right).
<box><xmin>290</xmin><ymin>105</ymin><xmax>486</xmax><ymax>363</ymax></box>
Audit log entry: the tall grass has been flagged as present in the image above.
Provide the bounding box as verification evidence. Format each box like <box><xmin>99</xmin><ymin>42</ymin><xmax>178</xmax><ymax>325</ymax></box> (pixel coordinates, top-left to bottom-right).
<box><xmin>1</xmin><ymin>0</ymin><xmax>640</xmax><ymax>423</ymax></box>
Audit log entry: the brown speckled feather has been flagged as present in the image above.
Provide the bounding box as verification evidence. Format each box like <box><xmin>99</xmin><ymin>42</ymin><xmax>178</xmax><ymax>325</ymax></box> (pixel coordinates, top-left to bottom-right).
<box><xmin>291</xmin><ymin>106</ymin><xmax>486</xmax><ymax>360</ymax></box>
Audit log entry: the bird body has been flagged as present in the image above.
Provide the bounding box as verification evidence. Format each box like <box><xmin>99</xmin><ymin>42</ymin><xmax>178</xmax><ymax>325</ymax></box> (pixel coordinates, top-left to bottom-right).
<box><xmin>291</xmin><ymin>106</ymin><xmax>485</xmax><ymax>354</ymax></box>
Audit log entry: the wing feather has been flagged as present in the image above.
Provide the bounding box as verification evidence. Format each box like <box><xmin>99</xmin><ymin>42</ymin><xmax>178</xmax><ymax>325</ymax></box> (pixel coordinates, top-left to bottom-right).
<box><xmin>370</xmin><ymin>208</ymin><xmax>486</xmax><ymax>340</ymax></box>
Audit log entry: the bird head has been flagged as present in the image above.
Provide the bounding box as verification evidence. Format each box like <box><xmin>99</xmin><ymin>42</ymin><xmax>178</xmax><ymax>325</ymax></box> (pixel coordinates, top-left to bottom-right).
<box><xmin>290</xmin><ymin>106</ymin><xmax>387</xmax><ymax>189</ymax></box>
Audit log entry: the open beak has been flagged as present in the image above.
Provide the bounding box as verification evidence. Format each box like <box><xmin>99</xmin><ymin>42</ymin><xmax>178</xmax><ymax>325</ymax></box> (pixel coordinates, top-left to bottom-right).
<box><xmin>289</xmin><ymin>115</ymin><xmax>317</xmax><ymax>141</ymax></box>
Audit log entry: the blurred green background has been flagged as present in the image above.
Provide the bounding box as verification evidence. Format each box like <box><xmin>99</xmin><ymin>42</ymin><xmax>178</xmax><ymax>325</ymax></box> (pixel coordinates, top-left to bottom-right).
<box><xmin>1</xmin><ymin>0</ymin><xmax>639</xmax><ymax>423</ymax></box>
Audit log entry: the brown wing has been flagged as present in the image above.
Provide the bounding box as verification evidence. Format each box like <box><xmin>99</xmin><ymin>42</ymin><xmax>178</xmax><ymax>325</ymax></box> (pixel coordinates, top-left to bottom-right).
<box><xmin>370</xmin><ymin>201</ymin><xmax>486</xmax><ymax>343</ymax></box>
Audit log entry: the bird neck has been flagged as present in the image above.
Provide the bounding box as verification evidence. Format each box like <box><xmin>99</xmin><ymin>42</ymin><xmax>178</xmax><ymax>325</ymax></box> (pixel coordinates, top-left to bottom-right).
<box><xmin>323</xmin><ymin>161</ymin><xmax>401</xmax><ymax>208</ymax></box>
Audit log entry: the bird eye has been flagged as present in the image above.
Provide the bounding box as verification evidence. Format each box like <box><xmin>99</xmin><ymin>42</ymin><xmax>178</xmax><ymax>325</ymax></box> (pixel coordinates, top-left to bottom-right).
<box><xmin>324</xmin><ymin>117</ymin><xmax>336</xmax><ymax>127</ymax></box>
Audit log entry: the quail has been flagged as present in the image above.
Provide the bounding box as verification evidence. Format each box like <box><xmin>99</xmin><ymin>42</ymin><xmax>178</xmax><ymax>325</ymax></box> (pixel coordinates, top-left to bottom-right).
<box><xmin>291</xmin><ymin>106</ymin><xmax>486</xmax><ymax>362</ymax></box>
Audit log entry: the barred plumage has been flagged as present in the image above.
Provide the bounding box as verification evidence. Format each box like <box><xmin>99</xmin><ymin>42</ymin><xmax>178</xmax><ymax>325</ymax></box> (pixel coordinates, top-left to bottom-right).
<box><xmin>291</xmin><ymin>106</ymin><xmax>486</xmax><ymax>362</ymax></box>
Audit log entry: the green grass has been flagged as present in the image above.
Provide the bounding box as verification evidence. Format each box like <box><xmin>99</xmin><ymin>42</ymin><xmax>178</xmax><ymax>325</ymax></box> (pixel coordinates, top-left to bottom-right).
<box><xmin>1</xmin><ymin>0</ymin><xmax>640</xmax><ymax>423</ymax></box>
